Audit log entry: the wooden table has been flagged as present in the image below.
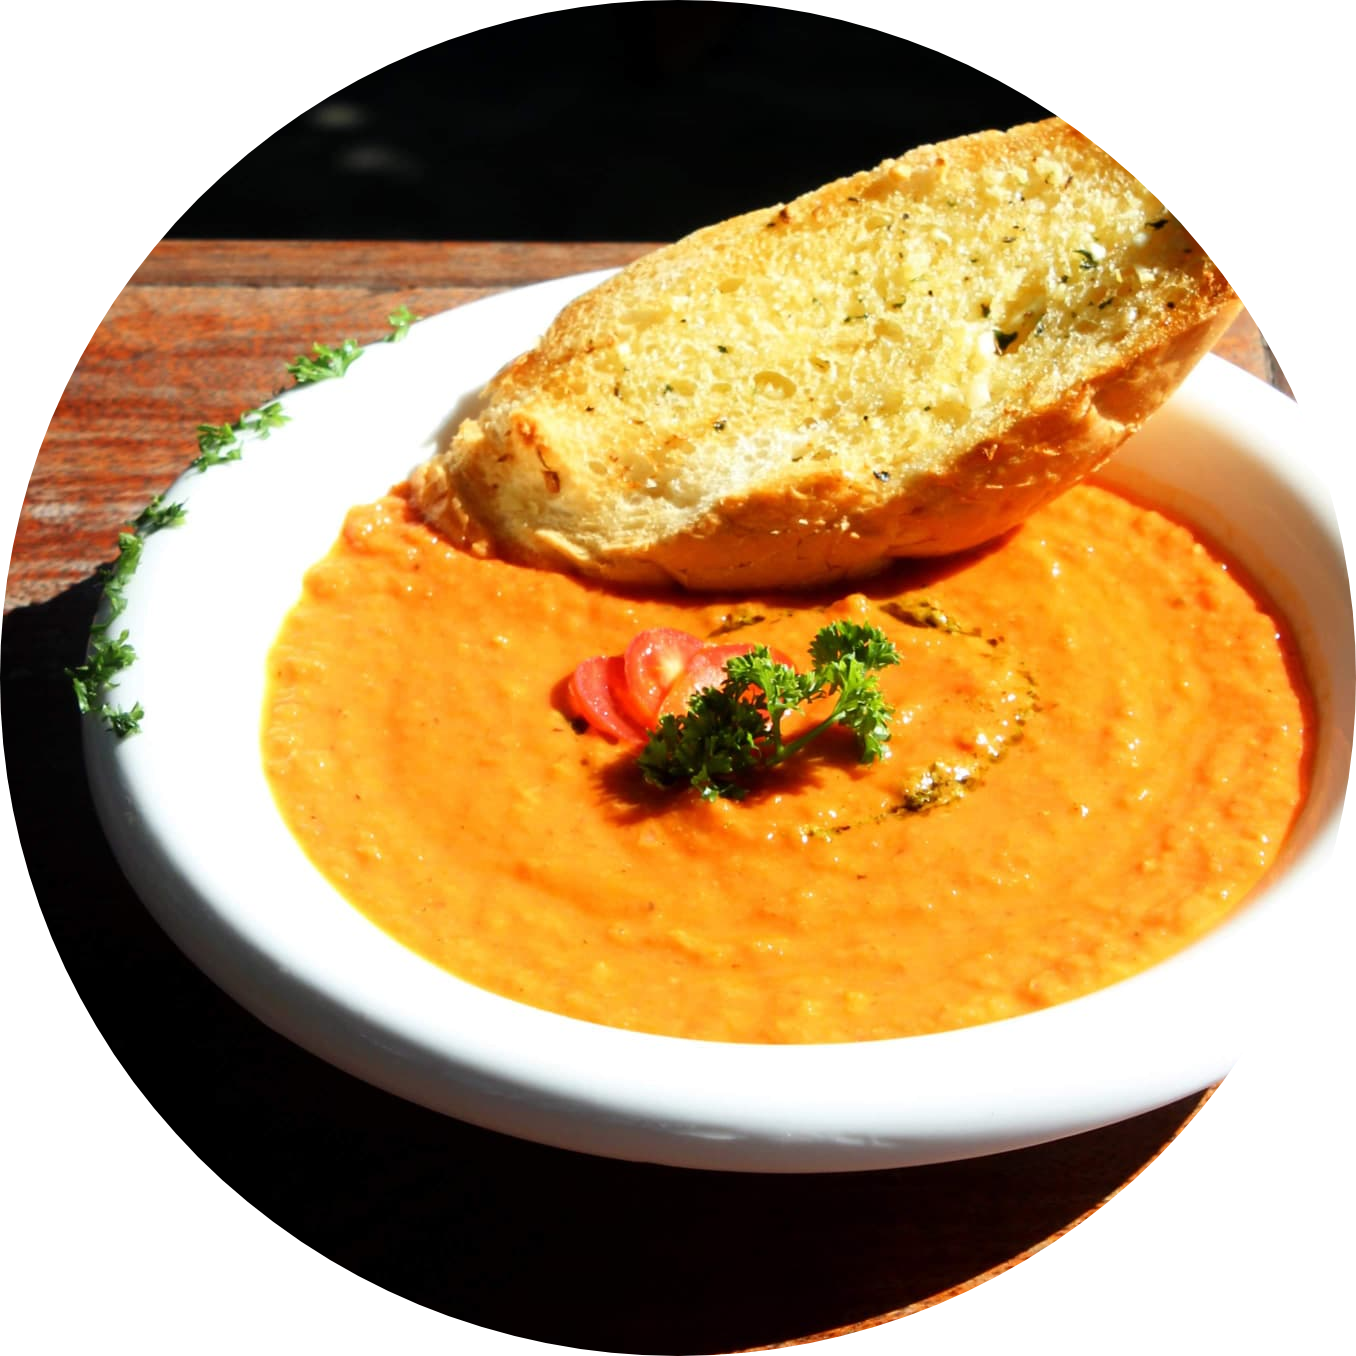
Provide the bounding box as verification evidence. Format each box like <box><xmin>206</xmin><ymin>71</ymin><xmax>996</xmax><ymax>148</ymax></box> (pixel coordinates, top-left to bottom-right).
<box><xmin>3</xmin><ymin>241</ymin><xmax>1289</xmax><ymax>1353</ymax></box>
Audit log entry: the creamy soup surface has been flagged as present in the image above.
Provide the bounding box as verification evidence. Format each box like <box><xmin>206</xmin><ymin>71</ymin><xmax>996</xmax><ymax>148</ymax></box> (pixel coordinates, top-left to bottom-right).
<box><xmin>261</xmin><ymin>482</ymin><xmax>1312</xmax><ymax>1043</ymax></box>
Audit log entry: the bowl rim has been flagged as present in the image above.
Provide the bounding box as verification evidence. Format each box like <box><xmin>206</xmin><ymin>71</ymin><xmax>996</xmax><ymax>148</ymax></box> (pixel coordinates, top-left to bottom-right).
<box><xmin>82</xmin><ymin>273</ymin><xmax>1355</xmax><ymax>1172</ymax></box>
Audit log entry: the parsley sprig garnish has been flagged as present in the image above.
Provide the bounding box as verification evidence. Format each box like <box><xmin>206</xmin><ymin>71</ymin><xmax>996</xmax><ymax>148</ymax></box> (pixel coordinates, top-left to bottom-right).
<box><xmin>72</xmin><ymin>302</ymin><xmax>422</xmax><ymax>737</ymax></box>
<box><xmin>386</xmin><ymin>305</ymin><xmax>420</xmax><ymax>342</ymax></box>
<box><xmin>134</xmin><ymin>494</ymin><xmax>188</xmax><ymax>534</ymax></box>
<box><xmin>66</xmin><ymin>498</ymin><xmax>186</xmax><ymax>736</ymax></box>
<box><xmin>192</xmin><ymin>401</ymin><xmax>289</xmax><ymax>471</ymax></box>
<box><xmin>284</xmin><ymin>307</ymin><xmax>421</xmax><ymax>381</ymax></box>
<box><xmin>70</xmin><ymin>648</ymin><xmax>144</xmax><ymax>735</ymax></box>
<box><xmin>287</xmin><ymin>338</ymin><xmax>363</xmax><ymax>384</ymax></box>
<box><xmin>637</xmin><ymin>621</ymin><xmax>900</xmax><ymax>800</ymax></box>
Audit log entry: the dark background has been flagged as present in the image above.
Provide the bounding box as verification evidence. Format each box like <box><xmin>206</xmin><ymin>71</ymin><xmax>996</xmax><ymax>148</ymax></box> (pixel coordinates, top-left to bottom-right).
<box><xmin>37</xmin><ymin>7</ymin><xmax>1307</xmax><ymax>414</ymax></box>
<box><xmin>31</xmin><ymin>7</ymin><xmax>1307</xmax><ymax>404</ymax></box>
<box><xmin>170</xmin><ymin>1</ymin><xmax>1051</xmax><ymax>244</ymax></box>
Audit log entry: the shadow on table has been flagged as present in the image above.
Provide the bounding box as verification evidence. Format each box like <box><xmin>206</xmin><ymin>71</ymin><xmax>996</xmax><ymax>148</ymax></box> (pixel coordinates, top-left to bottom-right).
<box><xmin>10</xmin><ymin>577</ymin><xmax>1198</xmax><ymax>1350</ymax></box>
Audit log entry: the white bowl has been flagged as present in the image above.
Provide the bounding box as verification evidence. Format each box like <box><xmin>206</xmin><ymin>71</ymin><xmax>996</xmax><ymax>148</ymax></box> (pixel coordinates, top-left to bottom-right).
<box><xmin>84</xmin><ymin>273</ymin><xmax>1355</xmax><ymax>1172</ymax></box>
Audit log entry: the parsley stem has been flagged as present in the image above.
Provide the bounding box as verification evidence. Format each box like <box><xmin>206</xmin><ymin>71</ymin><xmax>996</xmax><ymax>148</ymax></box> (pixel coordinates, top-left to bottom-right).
<box><xmin>765</xmin><ymin>711</ymin><xmax>841</xmax><ymax>765</ymax></box>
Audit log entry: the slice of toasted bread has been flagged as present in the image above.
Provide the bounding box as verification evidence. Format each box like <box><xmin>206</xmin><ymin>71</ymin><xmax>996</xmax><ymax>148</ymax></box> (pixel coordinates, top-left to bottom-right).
<box><xmin>412</xmin><ymin>118</ymin><xmax>1239</xmax><ymax>590</ymax></box>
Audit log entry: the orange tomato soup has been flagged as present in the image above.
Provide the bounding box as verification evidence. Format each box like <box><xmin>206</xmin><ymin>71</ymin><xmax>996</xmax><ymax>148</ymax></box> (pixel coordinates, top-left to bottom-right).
<box><xmin>261</xmin><ymin>484</ymin><xmax>1312</xmax><ymax>1043</ymax></box>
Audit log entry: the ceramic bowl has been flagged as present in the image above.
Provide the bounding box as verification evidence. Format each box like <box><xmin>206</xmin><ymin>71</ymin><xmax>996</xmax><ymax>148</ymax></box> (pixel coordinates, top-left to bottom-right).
<box><xmin>84</xmin><ymin>273</ymin><xmax>1354</xmax><ymax>1171</ymax></box>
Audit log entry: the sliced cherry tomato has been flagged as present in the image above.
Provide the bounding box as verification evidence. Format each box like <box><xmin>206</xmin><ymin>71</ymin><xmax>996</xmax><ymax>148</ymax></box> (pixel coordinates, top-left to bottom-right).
<box><xmin>656</xmin><ymin>642</ymin><xmax>796</xmax><ymax>721</ymax></box>
<box><xmin>622</xmin><ymin>627</ymin><xmax>704</xmax><ymax>725</ymax></box>
<box><xmin>567</xmin><ymin>655</ymin><xmax>648</xmax><ymax>745</ymax></box>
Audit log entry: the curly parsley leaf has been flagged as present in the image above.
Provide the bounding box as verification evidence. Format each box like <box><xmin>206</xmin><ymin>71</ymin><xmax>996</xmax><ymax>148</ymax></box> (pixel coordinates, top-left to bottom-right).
<box><xmin>75</xmin><ymin>303</ymin><xmax>415</xmax><ymax>737</ymax></box>
<box><xmin>95</xmin><ymin>532</ymin><xmax>143</xmax><ymax>628</ymax></box>
<box><xmin>809</xmin><ymin>619</ymin><xmax>900</xmax><ymax>672</ymax></box>
<box><xmin>101</xmin><ymin>702</ymin><xmax>147</xmax><ymax>737</ymax></box>
<box><xmin>68</xmin><ymin>630</ymin><xmax>137</xmax><ymax>715</ymax></box>
<box><xmin>134</xmin><ymin>494</ymin><xmax>188</xmax><ymax>535</ymax></box>
<box><xmin>723</xmin><ymin>646</ymin><xmax>820</xmax><ymax>735</ymax></box>
<box><xmin>193</xmin><ymin>399</ymin><xmax>291</xmax><ymax>471</ymax></box>
<box><xmin>638</xmin><ymin>622</ymin><xmax>900</xmax><ymax>799</ymax></box>
<box><xmin>192</xmin><ymin>420</ymin><xmax>244</xmax><ymax>471</ymax></box>
<box><xmin>239</xmin><ymin>401</ymin><xmax>288</xmax><ymax>438</ymax></box>
<box><xmin>386</xmin><ymin>305</ymin><xmax>420</xmax><ymax>342</ymax></box>
<box><xmin>287</xmin><ymin>337</ymin><xmax>362</xmax><ymax>383</ymax></box>
<box><xmin>638</xmin><ymin>689</ymin><xmax>768</xmax><ymax>800</ymax></box>
<box><xmin>802</xmin><ymin>621</ymin><xmax>900</xmax><ymax>764</ymax></box>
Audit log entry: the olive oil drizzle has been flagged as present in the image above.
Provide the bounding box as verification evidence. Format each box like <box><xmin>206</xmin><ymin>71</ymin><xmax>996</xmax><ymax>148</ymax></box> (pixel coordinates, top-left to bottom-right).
<box><xmin>798</xmin><ymin>597</ymin><xmax>1040</xmax><ymax>837</ymax></box>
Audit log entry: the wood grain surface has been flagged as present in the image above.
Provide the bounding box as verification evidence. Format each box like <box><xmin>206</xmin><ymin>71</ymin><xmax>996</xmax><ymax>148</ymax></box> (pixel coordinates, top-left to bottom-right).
<box><xmin>10</xmin><ymin>239</ymin><xmax>1286</xmax><ymax>615</ymax></box>
<box><xmin>4</xmin><ymin>240</ymin><xmax>1289</xmax><ymax>1353</ymax></box>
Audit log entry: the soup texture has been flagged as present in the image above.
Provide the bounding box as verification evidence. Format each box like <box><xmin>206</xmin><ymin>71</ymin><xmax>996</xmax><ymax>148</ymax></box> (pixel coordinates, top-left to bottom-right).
<box><xmin>262</xmin><ymin>483</ymin><xmax>1311</xmax><ymax>1043</ymax></box>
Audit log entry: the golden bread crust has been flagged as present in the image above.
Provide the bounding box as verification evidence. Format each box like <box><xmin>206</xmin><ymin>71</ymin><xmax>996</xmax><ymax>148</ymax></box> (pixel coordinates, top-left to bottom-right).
<box><xmin>412</xmin><ymin>119</ymin><xmax>1239</xmax><ymax>589</ymax></box>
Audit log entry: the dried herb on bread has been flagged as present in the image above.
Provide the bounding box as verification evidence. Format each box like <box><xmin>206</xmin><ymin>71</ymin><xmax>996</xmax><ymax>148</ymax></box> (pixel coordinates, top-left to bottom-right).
<box><xmin>414</xmin><ymin>118</ymin><xmax>1238</xmax><ymax>590</ymax></box>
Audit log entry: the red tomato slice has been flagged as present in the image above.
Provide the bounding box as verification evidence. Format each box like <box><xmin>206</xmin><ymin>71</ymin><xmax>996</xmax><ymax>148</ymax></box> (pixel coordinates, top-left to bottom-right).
<box><xmin>567</xmin><ymin>655</ymin><xmax>648</xmax><ymax>745</ymax></box>
<box><xmin>656</xmin><ymin>642</ymin><xmax>796</xmax><ymax>721</ymax></box>
<box><xmin>622</xmin><ymin>627</ymin><xmax>704</xmax><ymax>725</ymax></box>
